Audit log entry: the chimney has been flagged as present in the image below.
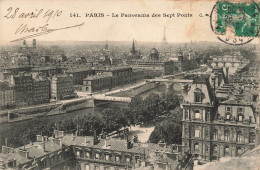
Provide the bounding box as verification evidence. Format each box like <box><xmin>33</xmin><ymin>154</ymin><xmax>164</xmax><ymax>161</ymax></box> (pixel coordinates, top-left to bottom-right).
<box><xmin>92</xmin><ymin>130</ymin><xmax>98</xmax><ymax>145</ymax></box>
<box><xmin>71</xmin><ymin>133</ymin><xmax>76</xmax><ymax>140</ymax></box>
<box><xmin>5</xmin><ymin>138</ymin><xmax>8</xmax><ymax>147</ymax></box>
<box><xmin>36</xmin><ymin>135</ymin><xmax>44</xmax><ymax>142</ymax></box>
<box><xmin>105</xmin><ymin>139</ymin><xmax>108</xmax><ymax>147</ymax></box>
<box><xmin>53</xmin><ymin>138</ymin><xmax>62</xmax><ymax>146</ymax></box>
<box><xmin>44</xmin><ymin>136</ymin><xmax>48</xmax><ymax>142</ymax></box>
<box><xmin>2</xmin><ymin>146</ymin><xmax>14</xmax><ymax>154</ymax></box>
<box><xmin>43</xmin><ymin>142</ymin><xmax>46</xmax><ymax>152</ymax></box>
<box><xmin>226</xmin><ymin>67</ymin><xmax>229</xmax><ymax>84</ymax></box>
<box><xmin>53</xmin><ymin>130</ymin><xmax>59</xmax><ymax>138</ymax></box>
<box><xmin>211</xmin><ymin>76</ymin><xmax>216</xmax><ymax>93</ymax></box>
<box><xmin>85</xmin><ymin>136</ymin><xmax>90</xmax><ymax>143</ymax></box>
<box><xmin>19</xmin><ymin>149</ymin><xmax>29</xmax><ymax>158</ymax></box>
<box><xmin>133</xmin><ymin>135</ymin><xmax>138</xmax><ymax>143</ymax></box>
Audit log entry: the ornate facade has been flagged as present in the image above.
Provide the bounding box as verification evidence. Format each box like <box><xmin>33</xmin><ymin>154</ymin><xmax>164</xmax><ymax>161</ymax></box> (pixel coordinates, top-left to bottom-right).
<box><xmin>182</xmin><ymin>74</ymin><xmax>257</xmax><ymax>162</ymax></box>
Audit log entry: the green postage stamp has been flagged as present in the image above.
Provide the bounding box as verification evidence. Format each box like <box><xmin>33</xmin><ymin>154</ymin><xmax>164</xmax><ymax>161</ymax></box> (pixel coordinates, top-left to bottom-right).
<box><xmin>214</xmin><ymin>1</ymin><xmax>259</xmax><ymax>37</ymax></box>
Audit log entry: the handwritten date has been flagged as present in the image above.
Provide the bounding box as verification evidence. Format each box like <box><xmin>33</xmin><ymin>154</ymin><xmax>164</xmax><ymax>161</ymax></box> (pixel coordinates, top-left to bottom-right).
<box><xmin>4</xmin><ymin>7</ymin><xmax>62</xmax><ymax>22</ymax></box>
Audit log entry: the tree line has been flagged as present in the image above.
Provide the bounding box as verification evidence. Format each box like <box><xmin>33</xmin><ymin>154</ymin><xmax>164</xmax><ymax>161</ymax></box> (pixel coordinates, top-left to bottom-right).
<box><xmin>7</xmin><ymin>92</ymin><xmax>182</xmax><ymax>148</ymax></box>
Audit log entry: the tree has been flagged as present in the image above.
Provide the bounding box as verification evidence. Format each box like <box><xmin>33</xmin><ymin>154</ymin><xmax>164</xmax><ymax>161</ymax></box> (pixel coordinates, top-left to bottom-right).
<box><xmin>128</xmin><ymin>96</ymin><xmax>146</xmax><ymax>124</ymax></box>
<box><xmin>148</xmin><ymin>107</ymin><xmax>183</xmax><ymax>144</ymax></box>
<box><xmin>101</xmin><ymin>108</ymin><xmax>128</xmax><ymax>132</ymax></box>
<box><xmin>160</xmin><ymin>92</ymin><xmax>181</xmax><ymax>115</ymax></box>
<box><xmin>144</xmin><ymin>93</ymin><xmax>161</xmax><ymax>121</ymax></box>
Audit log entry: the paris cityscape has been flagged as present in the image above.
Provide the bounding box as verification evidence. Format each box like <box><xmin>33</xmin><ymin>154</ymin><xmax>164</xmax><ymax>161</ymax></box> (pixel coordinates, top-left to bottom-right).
<box><xmin>0</xmin><ymin>27</ymin><xmax>259</xmax><ymax>170</ymax></box>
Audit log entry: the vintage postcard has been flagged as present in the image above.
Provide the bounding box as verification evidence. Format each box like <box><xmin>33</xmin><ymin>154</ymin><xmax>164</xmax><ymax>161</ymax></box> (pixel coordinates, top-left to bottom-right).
<box><xmin>0</xmin><ymin>0</ymin><xmax>259</xmax><ymax>169</ymax></box>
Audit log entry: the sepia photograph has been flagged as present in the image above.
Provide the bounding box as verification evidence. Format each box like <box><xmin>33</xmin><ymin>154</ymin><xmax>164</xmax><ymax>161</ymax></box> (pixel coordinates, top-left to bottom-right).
<box><xmin>0</xmin><ymin>0</ymin><xmax>259</xmax><ymax>169</ymax></box>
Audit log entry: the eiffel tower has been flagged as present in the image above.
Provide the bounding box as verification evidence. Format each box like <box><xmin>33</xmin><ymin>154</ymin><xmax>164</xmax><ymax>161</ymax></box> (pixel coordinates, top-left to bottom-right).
<box><xmin>161</xmin><ymin>26</ymin><xmax>168</xmax><ymax>46</ymax></box>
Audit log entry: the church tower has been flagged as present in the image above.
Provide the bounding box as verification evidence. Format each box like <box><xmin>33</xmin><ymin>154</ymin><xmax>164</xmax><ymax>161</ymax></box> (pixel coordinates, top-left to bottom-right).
<box><xmin>129</xmin><ymin>39</ymin><xmax>140</xmax><ymax>59</ymax></box>
<box><xmin>131</xmin><ymin>39</ymin><xmax>137</xmax><ymax>55</ymax></box>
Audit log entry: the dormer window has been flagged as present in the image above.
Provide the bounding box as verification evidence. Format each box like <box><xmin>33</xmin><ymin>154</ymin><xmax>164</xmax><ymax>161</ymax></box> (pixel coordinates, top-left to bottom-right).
<box><xmin>226</xmin><ymin>106</ymin><xmax>231</xmax><ymax>112</ymax></box>
<box><xmin>238</xmin><ymin>107</ymin><xmax>243</xmax><ymax>114</ymax></box>
<box><xmin>238</xmin><ymin>113</ymin><xmax>244</xmax><ymax>122</ymax></box>
<box><xmin>76</xmin><ymin>151</ymin><xmax>81</xmax><ymax>157</ymax></box>
<box><xmin>105</xmin><ymin>154</ymin><xmax>110</xmax><ymax>161</ymax></box>
<box><xmin>195</xmin><ymin>94</ymin><xmax>202</xmax><ymax>103</ymax></box>
<box><xmin>194</xmin><ymin>88</ymin><xmax>203</xmax><ymax>103</ymax></box>
<box><xmin>115</xmin><ymin>156</ymin><xmax>120</xmax><ymax>162</ymax></box>
<box><xmin>126</xmin><ymin>157</ymin><xmax>131</xmax><ymax>163</ymax></box>
<box><xmin>95</xmin><ymin>153</ymin><xmax>100</xmax><ymax>159</ymax></box>
<box><xmin>85</xmin><ymin>152</ymin><xmax>90</xmax><ymax>158</ymax></box>
<box><xmin>226</xmin><ymin>113</ymin><xmax>231</xmax><ymax>120</ymax></box>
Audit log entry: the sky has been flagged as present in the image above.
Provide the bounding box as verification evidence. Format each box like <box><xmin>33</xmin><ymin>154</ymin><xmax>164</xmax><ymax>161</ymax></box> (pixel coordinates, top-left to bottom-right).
<box><xmin>0</xmin><ymin>0</ymin><xmax>259</xmax><ymax>44</ymax></box>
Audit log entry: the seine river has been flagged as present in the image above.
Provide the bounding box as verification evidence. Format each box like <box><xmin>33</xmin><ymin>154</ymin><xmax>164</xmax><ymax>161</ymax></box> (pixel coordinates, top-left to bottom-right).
<box><xmin>0</xmin><ymin>84</ymin><xmax>168</xmax><ymax>149</ymax></box>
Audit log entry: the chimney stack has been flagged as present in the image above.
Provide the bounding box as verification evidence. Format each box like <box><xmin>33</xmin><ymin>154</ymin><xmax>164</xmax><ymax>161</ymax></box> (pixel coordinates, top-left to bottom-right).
<box><xmin>92</xmin><ymin>130</ymin><xmax>98</xmax><ymax>145</ymax></box>
<box><xmin>43</xmin><ymin>142</ymin><xmax>46</xmax><ymax>152</ymax></box>
<box><xmin>19</xmin><ymin>149</ymin><xmax>29</xmax><ymax>158</ymax></box>
<box><xmin>211</xmin><ymin>76</ymin><xmax>216</xmax><ymax>93</ymax></box>
<box><xmin>5</xmin><ymin>138</ymin><xmax>8</xmax><ymax>147</ymax></box>
<box><xmin>226</xmin><ymin>67</ymin><xmax>229</xmax><ymax>84</ymax></box>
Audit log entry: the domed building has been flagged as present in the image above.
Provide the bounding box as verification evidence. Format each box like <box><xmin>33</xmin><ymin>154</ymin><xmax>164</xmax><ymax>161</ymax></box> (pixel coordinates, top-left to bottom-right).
<box><xmin>149</xmin><ymin>48</ymin><xmax>159</xmax><ymax>61</ymax></box>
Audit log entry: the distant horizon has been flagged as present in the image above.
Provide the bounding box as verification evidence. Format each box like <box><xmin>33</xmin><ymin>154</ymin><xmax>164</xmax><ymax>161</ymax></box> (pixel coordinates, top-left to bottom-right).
<box><xmin>1</xmin><ymin>39</ymin><xmax>258</xmax><ymax>47</ymax></box>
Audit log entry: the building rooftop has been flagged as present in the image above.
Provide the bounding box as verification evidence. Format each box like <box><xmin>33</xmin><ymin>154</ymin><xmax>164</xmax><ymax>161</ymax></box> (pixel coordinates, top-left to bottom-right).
<box><xmin>0</xmin><ymin>133</ymin><xmax>173</xmax><ymax>167</ymax></box>
<box><xmin>66</xmin><ymin>67</ymin><xmax>93</xmax><ymax>73</ymax></box>
<box><xmin>83</xmin><ymin>73</ymin><xmax>112</xmax><ymax>81</ymax></box>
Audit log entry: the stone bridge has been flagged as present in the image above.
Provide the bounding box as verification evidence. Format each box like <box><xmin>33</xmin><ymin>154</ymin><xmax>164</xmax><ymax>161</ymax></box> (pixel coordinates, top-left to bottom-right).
<box><xmin>87</xmin><ymin>95</ymin><xmax>131</xmax><ymax>103</ymax></box>
<box><xmin>146</xmin><ymin>78</ymin><xmax>193</xmax><ymax>93</ymax></box>
<box><xmin>76</xmin><ymin>92</ymin><xmax>131</xmax><ymax>103</ymax></box>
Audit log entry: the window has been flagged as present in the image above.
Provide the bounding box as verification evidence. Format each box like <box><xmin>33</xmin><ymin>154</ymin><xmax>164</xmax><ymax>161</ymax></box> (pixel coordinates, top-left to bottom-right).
<box><xmin>115</xmin><ymin>156</ymin><xmax>120</xmax><ymax>162</ymax></box>
<box><xmin>185</xmin><ymin>109</ymin><xmax>189</xmax><ymax>120</ymax></box>
<box><xmin>85</xmin><ymin>152</ymin><xmax>90</xmax><ymax>158</ymax></box>
<box><xmin>194</xmin><ymin>88</ymin><xmax>203</xmax><ymax>103</ymax></box>
<box><xmin>76</xmin><ymin>151</ymin><xmax>81</xmax><ymax>157</ymax></box>
<box><xmin>195</xmin><ymin>94</ymin><xmax>202</xmax><ymax>103</ymax></box>
<box><xmin>185</xmin><ymin>128</ymin><xmax>188</xmax><ymax>135</ymax></box>
<box><xmin>95</xmin><ymin>153</ymin><xmax>100</xmax><ymax>159</ymax></box>
<box><xmin>126</xmin><ymin>157</ymin><xmax>131</xmax><ymax>163</ymax></box>
<box><xmin>226</xmin><ymin>113</ymin><xmax>231</xmax><ymax>120</ymax></box>
<box><xmin>226</xmin><ymin>106</ymin><xmax>231</xmax><ymax>112</ymax></box>
<box><xmin>105</xmin><ymin>155</ymin><xmax>110</xmax><ymax>161</ymax></box>
<box><xmin>238</xmin><ymin>108</ymin><xmax>243</xmax><ymax>113</ymax></box>
<box><xmin>205</xmin><ymin>111</ymin><xmax>210</xmax><ymax>121</ymax></box>
<box><xmin>195</xmin><ymin>110</ymin><xmax>200</xmax><ymax>119</ymax></box>
<box><xmin>224</xmin><ymin>130</ymin><xmax>230</xmax><ymax>141</ymax></box>
<box><xmin>213</xmin><ymin>145</ymin><xmax>218</xmax><ymax>153</ymax></box>
<box><xmin>213</xmin><ymin>129</ymin><xmax>218</xmax><ymax>140</ymax></box>
<box><xmin>238</xmin><ymin>114</ymin><xmax>243</xmax><ymax>122</ymax></box>
<box><xmin>224</xmin><ymin>146</ymin><xmax>230</xmax><ymax>157</ymax></box>
<box><xmin>205</xmin><ymin>145</ymin><xmax>208</xmax><ymax>152</ymax></box>
<box><xmin>195</xmin><ymin>129</ymin><xmax>200</xmax><ymax>138</ymax></box>
<box><xmin>253</xmin><ymin>95</ymin><xmax>259</xmax><ymax>102</ymax></box>
<box><xmin>42</xmin><ymin>161</ymin><xmax>47</xmax><ymax>168</ymax></box>
<box><xmin>237</xmin><ymin>147</ymin><xmax>242</xmax><ymax>156</ymax></box>
<box><xmin>249</xmin><ymin>133</ymin><xmax>256</xmax><ymax>143</ymax></box>
<box><xmin>194</xmin><ymin>143</ymin><xmax>199</xmax><ymax>152</ymax></box>
<box><xmin>237</xmin><ymin>131</ymin><xmax>243</xmax><ymax>142</ymax></box>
